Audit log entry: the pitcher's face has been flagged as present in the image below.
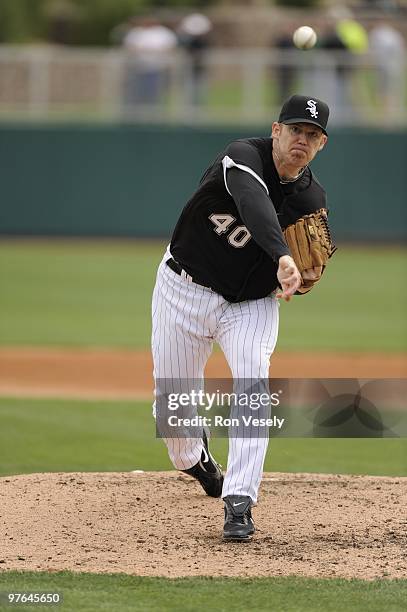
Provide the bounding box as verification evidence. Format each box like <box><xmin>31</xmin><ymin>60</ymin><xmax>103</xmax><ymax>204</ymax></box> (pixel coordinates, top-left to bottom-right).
<box><xmin>272</xmin><ymin>122</ymin><xmax>327</xmax><ymax>167</ymax></box>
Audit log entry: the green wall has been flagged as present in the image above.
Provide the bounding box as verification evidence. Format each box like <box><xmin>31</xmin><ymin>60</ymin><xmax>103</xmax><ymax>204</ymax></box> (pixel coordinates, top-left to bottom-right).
<box><xmin>0</xmin><ymin>123</ymin><xmax>405</xmax><ymax>241</ymax></box>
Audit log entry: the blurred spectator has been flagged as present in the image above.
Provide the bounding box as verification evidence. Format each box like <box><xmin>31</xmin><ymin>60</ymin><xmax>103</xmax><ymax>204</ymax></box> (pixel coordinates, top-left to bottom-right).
<box><xmin>122</xmin><ymin>16</ymin><xmax>177</xmax><ymax>107</ymax></box>
<box><xmin>320</xmin><ymin>8</ymin><xmax>369</xmax><ymax>120</ymax></box>
<box><xmin>369</xmin><ymin>21</ymin><xmax>405</xmax><ymax>114</ymax></box>
<box><xmin>177</xmin><ymin>13</ymin><xmax>212</xmax><ymax>106</ymax></box>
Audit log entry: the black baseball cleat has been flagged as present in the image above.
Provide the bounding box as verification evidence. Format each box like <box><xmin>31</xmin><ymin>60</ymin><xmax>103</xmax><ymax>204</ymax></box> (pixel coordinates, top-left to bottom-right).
<box><xmin>223</xmin><ymin>495</ymin><xmax>255</xmax><ymax>541</ymax></box>
<box><xmin>181</xmin><ymin>430</ymin><xmax>223</xmax><ymax>498</ymax></box>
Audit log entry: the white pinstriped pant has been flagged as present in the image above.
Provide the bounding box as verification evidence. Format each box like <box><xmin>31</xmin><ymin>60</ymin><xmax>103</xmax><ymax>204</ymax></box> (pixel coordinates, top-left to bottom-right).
<box><xmin>151</xmin><ymin>249</ymin><xmax>279</xmax><ymax>503</ymax></box>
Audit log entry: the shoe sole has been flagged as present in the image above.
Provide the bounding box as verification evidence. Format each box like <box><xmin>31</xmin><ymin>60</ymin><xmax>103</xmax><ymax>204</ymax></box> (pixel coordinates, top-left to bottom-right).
<box><xmin>223</xmin><ymin>532</ymin><xmax>254</xmax><ymax>542</ymax></box>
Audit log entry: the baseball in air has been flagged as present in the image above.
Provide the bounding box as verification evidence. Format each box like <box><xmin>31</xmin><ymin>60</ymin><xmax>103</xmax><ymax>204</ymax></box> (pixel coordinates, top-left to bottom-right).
<box><xmin>293</xmin><ymin>26</ymin><xmax>317</xmax><ymax>50</ymax></box>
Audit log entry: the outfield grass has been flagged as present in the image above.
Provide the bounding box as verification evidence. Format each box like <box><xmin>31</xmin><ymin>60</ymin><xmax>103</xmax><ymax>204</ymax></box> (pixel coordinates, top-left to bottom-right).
<box><xmin>0</xmin><ymin>397</ymin><xmax>406</xmax><ymax>478</ymax></box>
<box><xmin>0</xmin><ymin>240</ymin><xmax>406</xmax><ymax>351</ymax></box>
<box><xmin>0</xmin><ymin>240</ymin><xmax>161</xmax><ymax>348</ymax></box>
<box><xmin>0</xmin><ymin>572</ymin><xmax>407</xmax><ymax>612</ymax></box>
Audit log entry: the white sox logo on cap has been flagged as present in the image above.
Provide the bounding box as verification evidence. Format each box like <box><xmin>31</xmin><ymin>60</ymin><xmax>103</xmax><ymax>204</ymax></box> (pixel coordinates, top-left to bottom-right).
<box><xmin>306</xmin><ymin>99</ymin><xmax>318</xmax><ymax>119</ymax></box>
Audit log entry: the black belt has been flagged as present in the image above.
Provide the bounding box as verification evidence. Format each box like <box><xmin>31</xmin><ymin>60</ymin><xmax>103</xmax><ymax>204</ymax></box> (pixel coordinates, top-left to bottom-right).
<box><xmin>165</xmin><ymin>258</ymin><xmax>209</xmax><ymax>289</ymax></box>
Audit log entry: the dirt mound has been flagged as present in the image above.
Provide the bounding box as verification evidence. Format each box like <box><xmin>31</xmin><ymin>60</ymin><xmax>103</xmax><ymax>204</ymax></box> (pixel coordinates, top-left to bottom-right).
<box><xmin>1</xmin><ymin>471</ymin><xmax>406</xmax><ymax>579</ymax></box>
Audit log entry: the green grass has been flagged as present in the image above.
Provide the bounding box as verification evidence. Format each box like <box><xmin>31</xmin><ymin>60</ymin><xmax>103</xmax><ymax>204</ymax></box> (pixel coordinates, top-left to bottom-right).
<box><xmin>0</xmin><ymin>397</ymin><xmax>170</xmax><ymax>476</ymax></box>
<box><xmin>0</xmin><ymin>240</ymin><xmax>406</xmax><ymax>351</ymax></box>
<box><xmin>0</xmin><ymin>240</ymin><xmax>161</xmax><ymax>348</ymax></box>
<box><xmin>0</xmin><ymin>572</ymin><xmax>407</xmax><ymax>612</ymax></box>
<box><xmin>0</xmin><ymin>397</ymin><xmax>406</xmax><ymax>477</ymax></box>
<box><xmin>279</xmin><ymin>246</ymin><xmax>407</xmax><ymax>351</ymax></box>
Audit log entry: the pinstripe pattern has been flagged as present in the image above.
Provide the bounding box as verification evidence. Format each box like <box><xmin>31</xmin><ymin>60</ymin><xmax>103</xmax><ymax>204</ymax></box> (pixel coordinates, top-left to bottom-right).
<box><xmin>216</xmin><ymin>298</ymin><xmax>278</xmax><ymax>502</ymax></box>
<box><xmin>151</xmin><ymin>248</ymin><xmax>279</xmax><ymax>503</ymax></box>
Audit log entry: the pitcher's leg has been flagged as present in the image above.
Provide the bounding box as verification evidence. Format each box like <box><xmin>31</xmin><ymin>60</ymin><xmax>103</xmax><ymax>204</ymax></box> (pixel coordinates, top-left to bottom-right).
<box><xmin>217</xmin><ymin>297</ymin><xmax>279</xmax><ymax>503</ymax></box>
<box><xmin>152</xmin><ymin>260</ymin><xmax>215</xmax><ymax>470</ymax></box>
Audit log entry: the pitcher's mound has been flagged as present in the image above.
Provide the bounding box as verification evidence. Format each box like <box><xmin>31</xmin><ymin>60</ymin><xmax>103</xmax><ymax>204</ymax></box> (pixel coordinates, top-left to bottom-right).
<box><xmin>1</xmin><ymin>471</ymin><xmax>406</xmax><ymax>579</ymax></box>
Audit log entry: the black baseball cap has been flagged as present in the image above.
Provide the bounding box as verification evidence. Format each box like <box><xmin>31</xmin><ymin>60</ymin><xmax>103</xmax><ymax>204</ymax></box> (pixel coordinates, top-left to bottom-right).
<box><xmin>278</xmin><ymin>95</ymin><xmax>329</xmax><ymax>135</ymax></box>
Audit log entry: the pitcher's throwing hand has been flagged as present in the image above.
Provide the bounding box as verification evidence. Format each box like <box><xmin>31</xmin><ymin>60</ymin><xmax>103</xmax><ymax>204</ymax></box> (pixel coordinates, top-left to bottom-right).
<box><xmin>276</xmin><ymin>255</ymin><xmax>302</xmax><ymax>301</ymax></box>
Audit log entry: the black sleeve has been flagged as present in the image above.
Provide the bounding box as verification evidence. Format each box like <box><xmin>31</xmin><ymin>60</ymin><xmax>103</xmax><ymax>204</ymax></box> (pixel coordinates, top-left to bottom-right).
<box><xmin>226</xmin><ymin>166</ymin><xmax>290</xmax><ymax>262</ymax></box>
<box><xmin>224</xmin><ymin>141</ymin><xmax>265</xmax><ymax>176</ymax></box>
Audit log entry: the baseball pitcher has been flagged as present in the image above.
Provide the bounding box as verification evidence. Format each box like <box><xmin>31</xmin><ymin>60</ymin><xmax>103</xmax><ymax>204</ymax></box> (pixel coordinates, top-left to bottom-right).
<box><xmin>151</xmin><ymin>95</ymin><xmax>336</xmax><ymax>541</ymax></box>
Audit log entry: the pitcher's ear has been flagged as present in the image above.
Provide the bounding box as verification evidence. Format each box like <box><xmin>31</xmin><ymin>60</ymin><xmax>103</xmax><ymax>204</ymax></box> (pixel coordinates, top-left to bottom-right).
<box><xmin>319</xmin><ymin>135</ymin><xmax>328</xmax><ymax>151</ymax></box>
<box><xmin>271</xmin><ymin>122</ymin><xmax>281</xmax><ymax>138</ymax></box>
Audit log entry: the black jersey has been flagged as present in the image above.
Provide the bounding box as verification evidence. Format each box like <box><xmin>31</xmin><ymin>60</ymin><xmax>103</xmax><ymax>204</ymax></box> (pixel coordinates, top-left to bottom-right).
<box><xmin>170</xmin><ymin>137</ymin><xmax>327</xmax><ymax>302</ymax></box>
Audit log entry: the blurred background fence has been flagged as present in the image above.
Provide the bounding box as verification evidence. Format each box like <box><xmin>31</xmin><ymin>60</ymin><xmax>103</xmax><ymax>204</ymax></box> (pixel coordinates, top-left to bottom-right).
<box><xmin>0</xmin><ymin>44</ymin><xmax>405</xmax><ymax>125</ymax></box>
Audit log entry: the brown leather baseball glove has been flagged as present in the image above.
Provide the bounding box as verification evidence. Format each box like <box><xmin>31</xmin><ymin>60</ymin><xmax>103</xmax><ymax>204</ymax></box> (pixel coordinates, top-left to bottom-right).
<box><xmin>282</xmin><ymin>208</ymin><xmax>337</xmax><ymax>294</ymax></box>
